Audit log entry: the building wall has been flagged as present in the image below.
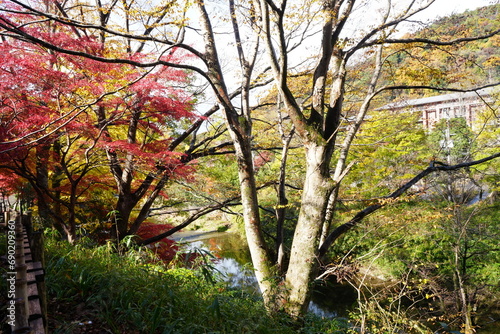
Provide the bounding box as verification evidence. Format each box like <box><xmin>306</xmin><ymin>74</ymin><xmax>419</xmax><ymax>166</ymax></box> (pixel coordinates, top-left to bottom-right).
<box><xmin>415</xmin><ymin>96</ymin><xmax>490</xmax><ymax>130</ymax></box>
<box><xmin>381</xmin><ymin>87</ymin><xmax>498</xmax><ymax>130</ymax></box>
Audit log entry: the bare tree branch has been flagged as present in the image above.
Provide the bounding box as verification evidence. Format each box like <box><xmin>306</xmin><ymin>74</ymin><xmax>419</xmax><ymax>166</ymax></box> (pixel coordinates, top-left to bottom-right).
<box><xmin>137</xmin><ymin>181</ymin><xmax>277</xmax><ymax>246</ymax></box>
<box><xmin>318</xmin><ymin>152</ymin><xmax>500</xmax><ymax>258</ymax></box>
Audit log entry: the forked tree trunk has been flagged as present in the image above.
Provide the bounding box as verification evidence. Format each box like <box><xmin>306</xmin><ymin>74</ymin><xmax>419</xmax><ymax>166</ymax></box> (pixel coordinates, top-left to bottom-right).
<box><xmin>283</xmin><ymin>143</ymin><xmax>335</xmax><ymax>316</ymax></box>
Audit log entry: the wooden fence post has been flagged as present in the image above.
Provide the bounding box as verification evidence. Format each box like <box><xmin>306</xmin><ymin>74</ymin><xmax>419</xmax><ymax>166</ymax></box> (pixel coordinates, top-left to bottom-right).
<box><xmin>14</xmin><ymin>215</ymin><xmax>30</xmax><ymax>330</ymax></box>
<box><xmin>4</xmin><ymin>209</ymin><xmax>10</xmax><ymax>226</ymax></box>
<box><xmin>5</xmin><ymin>210</ymin><xmax>46</xmax><ymax>334</ymax></box>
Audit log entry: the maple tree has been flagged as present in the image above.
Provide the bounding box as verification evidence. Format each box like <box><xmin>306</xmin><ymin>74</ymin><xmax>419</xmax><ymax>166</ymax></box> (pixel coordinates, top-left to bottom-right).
<box><xmin>0</xmin><ymin>28</ymin><xmax>105</xmax><ymax>240</ymax></box>
<box><xmin>136</xmin><ymin>222</ymin><xmax>179</xmax><ymax>262</ymax></box>
<box><xmin>0</xmin><ymin>3</ymin><xmax>199</xmax><ymax>242</ymax></box>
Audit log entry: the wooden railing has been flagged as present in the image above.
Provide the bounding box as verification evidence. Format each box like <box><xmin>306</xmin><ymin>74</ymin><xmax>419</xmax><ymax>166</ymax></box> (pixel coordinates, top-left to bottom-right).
<box><xmin>3</xmin><ymin>211</ymin><xmax>47</xmax><ymax>334</ymax></box>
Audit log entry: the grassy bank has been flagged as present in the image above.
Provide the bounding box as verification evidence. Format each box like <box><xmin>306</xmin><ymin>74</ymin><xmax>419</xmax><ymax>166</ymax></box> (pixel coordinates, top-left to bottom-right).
<box><xmin>43</xmin><ymin>234</ymin><xmax>349</xmax><ymax>333</ymax></box>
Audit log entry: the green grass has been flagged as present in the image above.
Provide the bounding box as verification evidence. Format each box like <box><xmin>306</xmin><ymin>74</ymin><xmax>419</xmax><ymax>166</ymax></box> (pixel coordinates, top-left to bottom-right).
<box><xmin>43</xmin><ymin>234</ymin><xmax>350</xmax><ymax>334</ymax></box>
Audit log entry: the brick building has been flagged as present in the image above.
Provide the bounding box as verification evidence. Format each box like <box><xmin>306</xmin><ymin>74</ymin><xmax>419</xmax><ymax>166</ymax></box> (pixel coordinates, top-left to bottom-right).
<box><xmin>382</xmin><ymin>87</ymin><xmax>497</xmax><ymax>130</ymax></box>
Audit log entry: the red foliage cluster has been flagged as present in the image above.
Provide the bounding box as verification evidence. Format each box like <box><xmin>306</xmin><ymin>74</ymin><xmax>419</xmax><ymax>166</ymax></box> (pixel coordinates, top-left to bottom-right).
<box><xmin>0</xmin><ymin>4</ymin><xmax>196</xmax><ymax>157</ymax></box>
<box><xmin>136</xmin><ymin>222</ymin><xmax>179</xmax><ymax>263</ymax></box>
<box><xmin>0</xmin><ymin>2</ymin><xmax>197</xmax><ymax>241</ymax></box>
<box><xmin>0</xmin><ymin>171</ymin><xmax>22</xmax><ymax>196</ymax></box>
<box><xmin>254</xmin><ymin>151</ymin><xmax>274</xmax><ymax>171</ymax></box>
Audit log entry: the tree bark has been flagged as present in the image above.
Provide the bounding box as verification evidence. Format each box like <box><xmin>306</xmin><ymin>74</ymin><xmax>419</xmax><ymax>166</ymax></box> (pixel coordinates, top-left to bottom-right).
<box><xmin>275</xmin><ymin>106</ymin><xmax>294</xmax><ymax>272</ymax></box>
<box><xmin>195</xmin><ymin>0</ymin><xmax>276</xmax><ymax>308</ymax></box>
<box><xmin>234</xmin><ymin>137</ymin><xmax>275</xmax><ymax>305</ymax></box>
<box><xmin>283</xmin><ymin>143</ymin><xmax>335</xmax><ymax>316</ymax></box>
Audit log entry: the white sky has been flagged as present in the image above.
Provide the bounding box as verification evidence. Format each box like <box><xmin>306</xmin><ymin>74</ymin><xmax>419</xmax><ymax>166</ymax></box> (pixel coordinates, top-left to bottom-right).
<box><xmin>192</xmin><ymin>0</ymin><xmax>500</xmax><ymax>116</ymax></box>
<box><xmin>347</xmin><ymin>0</ymin><xmax>498</xmax><ymax>38</ymax></box>
<box><xmin>416</xmin><ymin>0</ymin><xmax>498</xmax><ymax>21</ymax></box>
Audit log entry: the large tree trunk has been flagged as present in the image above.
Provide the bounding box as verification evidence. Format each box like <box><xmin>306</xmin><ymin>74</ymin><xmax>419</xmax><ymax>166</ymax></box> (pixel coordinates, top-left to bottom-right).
<box><xmin>284</xmin><ymin>143</ymin><xmax>335</xmax><ymax>316</ymax></box>
<box><xmin>195</xmin><ymin>0</ymin><xmax>276</xmax><ymax>310</ymax></box>
<box><xmin>35</xmin><ymin>145</ymin><xmax>52</xmax><ymax>226</ymax></box>
<box><xmin>233</xmin><ymin>137</ymin><xmax>276</xmax><ymax>307</ymax></box>
<box><xmin>35</xmin><ymin>143</ymin><xmax>79</xmax><ymax>243</ymax></box>
<box><xmin>112</xmin><ymin>195</ymin><xmax>135</xmax><ymax>239</ymax></box>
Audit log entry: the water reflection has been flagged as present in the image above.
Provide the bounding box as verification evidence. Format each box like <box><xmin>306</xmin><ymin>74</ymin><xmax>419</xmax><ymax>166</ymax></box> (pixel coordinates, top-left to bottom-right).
<box><xmin>173</xmin><ymin>231</ymin><xmax>351</xmax><ymax>318</ymax></box>
<box><xmin>213</xmin><ymin>257</ymin><xmax>259</xmax><ymax>289</ymax></box>
<box><xmin>172</xmin><ymin>231</ymin><xmax>500</xmax><ymax>332</ymax></box>
<box><xmin>308</xmin><ymin>303</ymin><xmax>337</xmax><ymax>318</ymax></box>
<box><xmin>184</xmin><ymin>239</ymin><xmax>259</xmax><ymax>291</ymax></box>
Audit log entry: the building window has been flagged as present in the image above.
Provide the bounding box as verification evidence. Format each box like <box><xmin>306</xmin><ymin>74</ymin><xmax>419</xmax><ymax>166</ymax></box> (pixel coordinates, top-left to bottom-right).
<box><xmin>426</xmin><ymin>110</ymin><xmax>436</xmax><ymax>128</ymax></box>
<box><xmin>439</xmin><ymin>107</ymin><xmax>451</xmax><ymax>119</ymax></box>
<box><xmin>455</xmin><ymin>106</ymin><xmax>466</xmax><ymax>118</ymax></box>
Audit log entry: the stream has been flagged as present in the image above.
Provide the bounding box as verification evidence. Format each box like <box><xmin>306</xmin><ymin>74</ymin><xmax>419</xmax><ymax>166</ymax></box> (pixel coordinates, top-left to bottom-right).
<box><xmin>171</xmin><ymin>230</ymin><xmax>500</xmax><ymax>333</ymax></box>
<box><xmin>171</xmin><ymin>230</ymin><xmax>355</xmax><ymax>318</ymax></box>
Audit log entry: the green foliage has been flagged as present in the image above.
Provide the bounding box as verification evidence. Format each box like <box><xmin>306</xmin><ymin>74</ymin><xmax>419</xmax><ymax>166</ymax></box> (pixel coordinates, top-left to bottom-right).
<box><xmin>299</xmin><ymin>314</ymin><xmax>353</xmax><ymax>334</ymax></box>
<box><xmin>43</xmin><ymin>233</ymin><xmax>347</xmax><ymax>333</ymax></box>
<box><xmin>428</xmin><ymin>117</ymin><xmax>475</xmax><ymax>164</ymax></box>
<box><xmin>340</xmin><ymin>109</ymin><xmax>428</xmax><ymax>198</ymax></box>
<box><xmin>333</xmin><ymin>199</ymin><xmax>500</xmax><ymax>332</ymax></box>
<box><xmin>348</xmin><ymin>300</ymin><xmax>433</xmax><ymax>334</ymax></box>
<box><xmin>475</xmin><ymin>98</ymin><xmax>500</xmax><ymax>192</ymax></box>
<box><xmin>191</xmin><ymin>154</ymin><xmax>240</xmax><ymax>202</ymax></box>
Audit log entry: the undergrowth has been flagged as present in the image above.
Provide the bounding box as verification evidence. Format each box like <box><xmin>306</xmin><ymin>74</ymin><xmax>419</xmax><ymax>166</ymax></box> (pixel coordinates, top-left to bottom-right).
<box><xmin>43</xmin><ymin>232</ymin><xmax>349</xmax><ymax>334</ymax></box>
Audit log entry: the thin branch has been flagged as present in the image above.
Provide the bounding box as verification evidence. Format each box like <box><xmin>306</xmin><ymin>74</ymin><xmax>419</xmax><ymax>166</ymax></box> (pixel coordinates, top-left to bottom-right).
<box><xmin>137</xmin><ymin>200</ymin><xmax>241</xmax><ymax>246</ymax></box>
<box><xmin>318</xmin><ymin>152</ymin><xmax>500</xmax><ymax>258</ymax></box>
<box><xmin>375</xmin><ymin>82</ymin><xmax>500</xmax><ymax>97</ymax></box>
<box><xmin>137</xmin><ymin>180</ymin><xmax>278</xmax><ymax>246</ymax></box>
